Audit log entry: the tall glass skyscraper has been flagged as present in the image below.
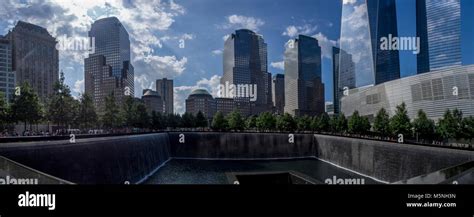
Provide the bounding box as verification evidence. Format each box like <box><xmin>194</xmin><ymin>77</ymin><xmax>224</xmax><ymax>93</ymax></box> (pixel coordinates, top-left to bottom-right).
<box><xmin>284</xmin><ymin>35</ymin><xmax>324</xmax><ymax>117</ymax></box>
<box><xmin>339</xmin><ymin>0</ymin><xmax>400</xmax><ymax>86</ymax></box>
<box><xmin>221</xmin><ymin>29</ymin><xmax>272</xmax><ymax>115</ymax></box>
<box><xmin>85</xmin><ymin>17</ymin><xmax>134</xmax><ymax>114</ymax></box>
<box><xmin>332</xmin><ymin>47</ymin><xmax>355</xmax><ymax>115</ymax></box>
<box><xmin>367</xmin><ymin>0</ymin><xmax>400</xmax><ymax>84</ymax></box>
<box><xmin>416</xmin><ymin>0</ymin><xmax>461</xmax><ymax>74</ymax></box>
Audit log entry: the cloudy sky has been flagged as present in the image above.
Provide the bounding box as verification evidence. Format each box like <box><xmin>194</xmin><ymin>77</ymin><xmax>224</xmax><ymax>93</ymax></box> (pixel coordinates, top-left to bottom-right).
<box><xmin>0</xmin><ymin>0</ymin><xmax>473</xmax><ymax>114</ymax></box>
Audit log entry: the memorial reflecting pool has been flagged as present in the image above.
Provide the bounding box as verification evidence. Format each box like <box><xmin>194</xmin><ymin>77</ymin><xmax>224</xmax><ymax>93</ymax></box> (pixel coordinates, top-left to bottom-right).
<box><xmin>145</xmin><ymin>158</ymin><xmax>383</xmax><ymax>184</ymax></box>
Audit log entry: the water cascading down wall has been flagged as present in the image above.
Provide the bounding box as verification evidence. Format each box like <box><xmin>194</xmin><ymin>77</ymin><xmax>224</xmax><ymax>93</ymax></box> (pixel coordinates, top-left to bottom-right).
<box><xmin>0</xmin><ymin>132</ymin><xmax>473</xmax><ymax>184</ymax></box>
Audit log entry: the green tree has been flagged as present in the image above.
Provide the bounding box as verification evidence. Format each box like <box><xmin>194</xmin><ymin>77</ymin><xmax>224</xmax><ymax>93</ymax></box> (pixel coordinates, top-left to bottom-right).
<box><xmin>174</xmin><ymin>114</ymin><xmax>183</xmax><ymax>128</ymax></box>
<box><xmin>78</xmin><ymin>93</ymin><xmax>98</xmax><ymax>130</ymax></box>
<box><xmin>436</xmin><ymin>109</ymin><xmax>457</xmax><ymax>140</ymax></box>
<box><xmin>452</xmin><ymin>109</ymin><xmax>464</xmax><ymax>140</ymax></box>
<box><xmin>462</xmin><ymin>116</ymin><xmax>474</xmax><ymax>142</ymax></box>
<box><xmin>11</xmin><ymin>82</ymin><xmax>43</xmax><ymax>132</ymax></box>
<box><xmin>296</xmin><ymin>115</ymin><xmax>312</xmax><ymax>132</ymax></box>
<box><xmin>348</xmin><ymin>111</ymin><xmax>370</xmax><ymax>135</ymax></box>
<box><xmin>412</xmin><ymin>109</ymin><xmax>435</xmax><ymax>142</ymax></box>
<box><xmin>151</xmin><ymin>111</ymin><xmax>164</xmax><ymax>130</ymax></box>
<box><xmin>373</xmin><ymin>108</ymin><xmax>390</xmax><ymax>137</ymax></box>
<box><xmin>245</xmin><ymin>115</ymin><xmax>257</xmax><ymax>130</ymax></box>
<box><xmin>102</xmin><ymin>92</ymin><xmax>122</xmax><ymax>129</ymax></box>
<box><xmin>181</xmin><ymin>112</ymin><xmax>196</xmax><ymax>128</ymax></box>
<box><xmin>135</xmin><ymin>102</ymin><xmax>150</xmax><ymax>129</ymax></box>
<box><xmin>331</xmin><ymin>113</ymin><xmax>347</xmax><ymax>134</ymax></box>
<box><xmin>166</xmin><ymin>113</ymin><xmax>178</xmax><ymax>129</ymax></box>
<box><xmin>276</xmin><ymin>113</ymin><xmax>296</xmax><ymax>132</ymax></box>
<box><xmin>312</xmin><ymin>113</ymin><xmax>330</xmax><ymax>132</ymax></box>
<box><xmin>211</xmin><ymin>111</ymin><xmax>227</xmax><ymax>131</ymax></box>
<box><xmin>0</xmin><ymin>92</ymin><xmax>9</xmax><ymax>130</ymax></box>
<box><xmin>227</xmin><ymin>110</ymin><xmax>245</xmax><ymax>131</ymax></box>
<box><xmin>389</xmin><ymin>103</ymin><xmax>412</xmax><ymax>137</ymax></box>
<box><xmin>195</xmin><ymin>111</ymin><xmax>208</xmax><ymax>128</ymax></box>
<box><xmin>256</xmin><ymin>112</ymin><xmax>275</xmax><ymax>131</ymax></box>
<box><xmin>121</xmin><ymin>96</ymin><xmax>137</xmax><ymax>129</ymax></box>
<box><xmin>47</xmin><ymin>72</ymin><xmax>77</xmax><ymax>130</ymax></box>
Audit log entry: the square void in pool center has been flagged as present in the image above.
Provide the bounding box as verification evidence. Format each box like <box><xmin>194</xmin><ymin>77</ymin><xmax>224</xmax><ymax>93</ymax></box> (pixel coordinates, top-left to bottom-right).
<box><xmin>144</xmin><ymin>158</ymin><xmax>381</xmax><ymax>184</ymax></box>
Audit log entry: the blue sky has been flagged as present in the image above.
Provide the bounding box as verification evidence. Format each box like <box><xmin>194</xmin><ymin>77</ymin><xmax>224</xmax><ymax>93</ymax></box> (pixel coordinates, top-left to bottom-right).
<box><xmin>0</xmin><ymin>0</ymin><xmax>472</xmax><ymax>114</ymax></box>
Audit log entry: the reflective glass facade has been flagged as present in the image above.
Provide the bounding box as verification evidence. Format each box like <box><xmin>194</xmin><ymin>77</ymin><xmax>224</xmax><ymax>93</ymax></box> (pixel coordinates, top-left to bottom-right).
<box><xmin>340</xmin><ymin>0</ymin><xmax>400</xmax><ymax>87</ymax></box>
<box><xmin>284</xmin><ymin>35</ymin><xmax>324</xmax><ymax>117</ymax></box>
<box><xmin>85</xmin><ymin>17</ymin><xmax>134</xmax><ymax>114</ymax></box>
<box><xmin>416</xmin><ymin>0</ymin><xmax>461</xmax><ymax>73</ymax></box>
<box><xmin>221</xmin><ymin>29</ymin><xmax>272</xmax><ymax>115</ymax></box>
<box><xmin>333</xmin><ymin>47</ymin><xmax>355</xmax><ymax>114</ymax></box>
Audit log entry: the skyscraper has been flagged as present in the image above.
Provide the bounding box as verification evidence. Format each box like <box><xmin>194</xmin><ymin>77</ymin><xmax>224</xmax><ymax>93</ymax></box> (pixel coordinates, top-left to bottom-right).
<box><xmin>367</xmin><ymin>0</ymin><xmax>400</xmax><ymax>84</ymax></box>
<box><xmin>284</xmin><ymin>35</ymin><xmax>324</xmax><ymax>117</ymax></box>
<box><xmin>85</xmin><ymin>17</ymin><xmax>134</xmax><ymax>114</ymax></box>
<box><xmin>339</xmin><ymin>0</ymin><xmax>399</xmax><ymax>86</ymax></box>
<box><xmin>6</xmin><ymin>21</ymin><xmax>58</xmax><ymax>103</ymax></box>
<box><xmin>156</xmin><ymin>78</ymin><xmax>174</xmax><ymax>114</ymax></box>
<box><xmin>0</xmin><ymin>37</ymin><xmax>15</xmax><ymax>102</ymax></box>
<box><xmin>272</xmin><ymin>74</ymin><xmax>285</xmax><ymax>114</ymax></box>
<box><xmin>416</xmin><ymin>0</ymin><xmax>461</xmax><ymax>74</ymax></box>
<box><xmin>221</xmin><ymin>29</ymin><xmax>272</xmax><ymax>115</ymax></box>
<box><xmin>332</xmin><ymin>47</ymin><xmax>355</xmax><ymax>115</ymax></box>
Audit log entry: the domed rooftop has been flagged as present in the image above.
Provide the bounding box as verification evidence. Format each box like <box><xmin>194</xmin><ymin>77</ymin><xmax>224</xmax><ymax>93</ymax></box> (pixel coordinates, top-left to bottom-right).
<box><xmin>143</xmin><ymin>89</ymin><xmax>160</xmax><ymax>97</ymax></box>
<box><xmin>190</xmin><ymin>89</ymin><xmax>211</xmax><ymax>96</ymax></box>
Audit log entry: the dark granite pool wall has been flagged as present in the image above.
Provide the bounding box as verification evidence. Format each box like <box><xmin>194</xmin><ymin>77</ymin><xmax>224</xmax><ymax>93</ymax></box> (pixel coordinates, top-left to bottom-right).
<box><xmin>0</xmin><ymin>134</ymin><xmax>171</xmax><ymax>184</ymax></box>
<box><xmin>168</xmin><ymin>132</ymin><xmax>316</xmax><ymax>159</ymax></box>
<box><xmin>1</xmin><ymin>132</ymin><xmax>473</xmax><ymax>184</ymax></box>
<box><xmin>314</xmin><ymin>134</ymin><xmax>474</xmax><ymax>182</ymax></box>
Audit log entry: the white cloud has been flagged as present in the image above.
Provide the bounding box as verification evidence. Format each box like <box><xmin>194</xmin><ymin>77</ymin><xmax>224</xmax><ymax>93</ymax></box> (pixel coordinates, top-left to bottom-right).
<box><xmin>270</xmin><ymin>61</ymin><xmax>284</xmax><ymax>70</ymax></box>
<box><xmin>212</xmin><ymin>49</ymin><xmax>223</xmax><ymax>56</ymax></box>
<box><xmin>73</xmin><ymin>79</ymin><xmax>84</xmax><ymax>95</ymax></box>
<box><xmin>343</xmin><ymin>0</ymin><xmax>357</xmax><ymax>5</ymax></box>
<box><xmin>0</xmin><ymin>0</ymin><xmax>190</xmax><ymax>99</ymax></box>
<box><xmin>282</xmin><ymin>24</ymin><xmax>318</xmax><ymax>37</ymax></box>
<box><xmin>222</xmin><ymin>15</ymin><xmax>264</xmax><ymax>32</ymax></box>
<box><xmin>134</xmin><ymin>55</ymin><xmax>188</xmax><ymax>96</ymax></box>
<box><xmin>312</xmin><ymin>32</ymin><xmax>338</xmax><ymax>59</ymax></box>
<box><xmin>339</xmin><ymin>1</ymin><xmax>375</xmax><ymax>86</ymax></box>
<box><xmin>174</xmin><ymin>75</ymin><xmax>222</xmax><ymax>114</ymax></box>
<box><xmin>222</xmin><ymin>34</ymin><xmax>230</xmax><ymax>41</ymax></box>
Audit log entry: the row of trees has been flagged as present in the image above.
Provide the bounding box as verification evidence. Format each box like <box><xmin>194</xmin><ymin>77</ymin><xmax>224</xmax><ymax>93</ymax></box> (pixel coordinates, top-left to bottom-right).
<box><xmin>0</xmin><ymin>72</ymin><xmax>472</xmax><ymax>142</ymax></box>
<box><xmin>0</xmin><ymin>72</ymin><xmax>212</xmax><ymax>134</ymax></box>
<box><xmin>208</xmin><ymin>103</ymin><xmax>474</xmax><ymax>143</ymax></box>
<box><xmin>0</xmin><ymin>73</ymin><xmax>99</xmax><ymax>133</ymax></box>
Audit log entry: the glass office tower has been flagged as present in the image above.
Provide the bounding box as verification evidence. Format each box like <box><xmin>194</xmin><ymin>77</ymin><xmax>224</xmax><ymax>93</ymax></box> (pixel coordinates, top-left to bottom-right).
<box><xmin>416</xmin><ymin>0</ymin><xmax>461</xmax><ymax>74</ymax></box>
<box><xmin>332</xmin><ymin>47</ymin><xmax>355</xmax><ymax>115</ymax></box>
<box><xmin>367</xmin><ymin>0</ymin><xmax>400</xmax><ymax>84</ymax></box>
<box><xmin>221</xmin><ymin>29</ymin><xmax>272</xmax><ymax>115</ymax></box>
<box><xmin>340</xmin><ymin>0</ymin><xmax>400</xmax><ymax>87</ymax></box>
<box><xmin>85</xmin><ymin>17</ymin><xmax>134</xmax><ymax>114</ymax></box>
<box><xmin>284</xmin><ymin>35</ymin><xmax>324</xmax><ymax>117</ymax></box>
